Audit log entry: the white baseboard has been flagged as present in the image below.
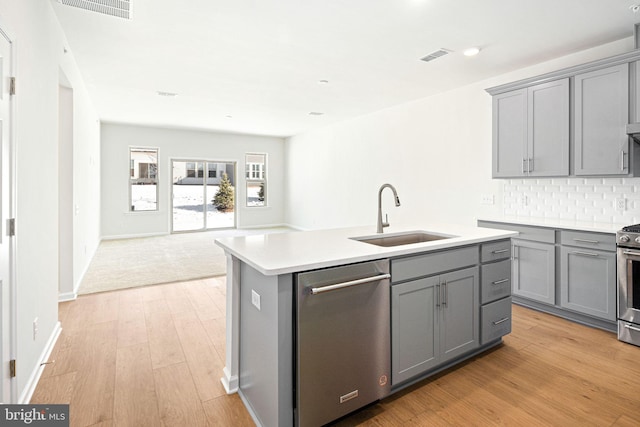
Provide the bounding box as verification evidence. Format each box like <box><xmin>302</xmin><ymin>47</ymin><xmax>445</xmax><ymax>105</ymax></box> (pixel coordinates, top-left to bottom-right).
<box><xmin>20</xmin><ymin>321</ymin><xmax>61</xmax><ymax>404</ymax></box>
<box><xmin>101</xmin><ymin>231</ymin><xmax>169</xmax><ymax>240</ymax></box>
<box><xmin>58</xmin><ymin>291</ymin><xmax>77</xmax><ymax>302</ymax></box>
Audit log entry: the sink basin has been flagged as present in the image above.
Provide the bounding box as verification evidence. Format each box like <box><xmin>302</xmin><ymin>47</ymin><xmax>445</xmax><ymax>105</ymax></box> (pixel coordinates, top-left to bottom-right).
<box><xmin>351</xmin><ymin>231</ymin><xmax>455</xmax><ymax>247</ymax></box>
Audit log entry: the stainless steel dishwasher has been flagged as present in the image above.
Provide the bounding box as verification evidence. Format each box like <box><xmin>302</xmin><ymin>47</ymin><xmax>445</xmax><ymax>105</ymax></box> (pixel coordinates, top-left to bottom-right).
<box><xmin>295</xmin><ymin>260</ymin><xmax>391</xmax><ymax>427</ymax></box>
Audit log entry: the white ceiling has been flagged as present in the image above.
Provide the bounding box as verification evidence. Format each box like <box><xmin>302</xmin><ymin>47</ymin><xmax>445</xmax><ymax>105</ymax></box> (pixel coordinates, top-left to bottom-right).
<box><xmin>51</xmin><ymin>0</ymin><xmax>640</xmax><ymax>137</ymax></box>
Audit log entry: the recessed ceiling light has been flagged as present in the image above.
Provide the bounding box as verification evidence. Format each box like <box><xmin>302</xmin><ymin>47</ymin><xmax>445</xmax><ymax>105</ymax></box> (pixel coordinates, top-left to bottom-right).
<box><xmin>157</xmin><ymin>91</ymin><xmax>178</xmax><ymax>97</ymax></box>
<box><xmin>463</xmin><ymin>47</ymin><xmax>481</xmax><ymax>57</ymax></box>
<box><xmin>318</xmin><ymin>79</ymin><xmax>329</xmax><ymax>84</ymax></box>
<box><xmin>308</xmin><ymin>112</ymin><xmax>324</xmax><ymax>116</ymax></box>
<box><xmin>225</xmin><ymin>115</ymin><xmax>233</xmax><ymax>119</ymax></box>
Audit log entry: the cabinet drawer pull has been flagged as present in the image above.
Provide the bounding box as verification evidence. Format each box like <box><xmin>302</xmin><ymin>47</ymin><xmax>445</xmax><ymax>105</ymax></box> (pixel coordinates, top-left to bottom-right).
<box><xmin>571</xmin><ymin>251</ymin><xmax>599</xmax><ymax>258</ymax></box>
<box><xmin>491</xmin><ymin>278</ymin><xmax>509</xmax><ymax>285</ymax></box>
<box><xmin>573</xmin><ymin>238</ymin><xmax>599</xmax><ymax>244</ymax></box>
<box><xmin>621</xmin><ymin>150</ymin><xmax>627</xmax><ymax>171</ymax></box>
<box><xmin>492</xmin><ymin>317</ymin><xmax>510</xmax><ymax>326</ymax></box>
<box><xmin>491</xmin><ymin>249</ymin><xmax>509</xmax><ymax>254</ymax></box>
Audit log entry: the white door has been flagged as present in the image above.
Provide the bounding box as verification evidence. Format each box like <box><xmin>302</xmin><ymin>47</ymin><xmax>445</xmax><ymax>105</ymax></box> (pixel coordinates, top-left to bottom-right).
<box><xmin>0</xmin><ymin>29</ymin><xmax>14</xmax><ymax>403</ymax></box>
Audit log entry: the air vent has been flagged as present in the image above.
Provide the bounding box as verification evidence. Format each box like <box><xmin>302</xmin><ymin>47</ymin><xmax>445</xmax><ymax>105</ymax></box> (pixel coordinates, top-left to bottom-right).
<box><xmin>57</xmin><ymin>0</ymin><xmax>132</xmax><ymax>20</ymax></box>
<box><xmin>420</xmin><ymin>48</ymin><xmax>452</xmax><ymax>63</ymax></box>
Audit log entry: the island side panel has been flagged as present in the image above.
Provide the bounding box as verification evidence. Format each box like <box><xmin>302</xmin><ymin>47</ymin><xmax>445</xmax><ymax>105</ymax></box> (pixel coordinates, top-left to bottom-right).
<box><xmin>222</xmin><ymin>254</ymin><xmax>241</xmax><ymax>393</ymax></box>
<box><xmin>239</xmin><ymin>261</ymin><xmax>294</xmax><ymax>427</ymax></box>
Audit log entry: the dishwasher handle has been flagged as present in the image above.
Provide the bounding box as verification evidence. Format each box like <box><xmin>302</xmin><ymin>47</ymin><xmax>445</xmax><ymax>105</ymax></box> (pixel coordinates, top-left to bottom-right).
<box><xmin>310</xmin><ymin>273</ymin><xmax>391</xmax><ymax>295</ymax></box>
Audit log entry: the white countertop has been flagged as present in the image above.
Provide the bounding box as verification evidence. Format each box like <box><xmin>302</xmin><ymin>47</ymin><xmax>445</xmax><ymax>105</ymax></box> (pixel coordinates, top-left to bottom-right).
<box><xmin>478</xmin><ymin>216</ymin><xmax>624</xmax><ymax>234</ymax></box>
<box><xmin>215</xmin><ymin>223</ymin><xmax>517</xmax><ymax>276</ymax></box>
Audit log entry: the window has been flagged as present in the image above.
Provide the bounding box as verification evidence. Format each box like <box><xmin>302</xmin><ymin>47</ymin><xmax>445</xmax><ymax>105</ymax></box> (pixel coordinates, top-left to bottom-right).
<box><xmin>208</xmin><ymin>164</ymin><xmax>217</xmax><ymax>178</ymax></box>
<box><xmin>246</xmin><ymin>153</ymin><xmax>266</xmax><ymax>207</ymax></box>
<box><xmin>129</xmin><ymin>148</ymin><xmax>158</xmax><ymax>211</ymax></box>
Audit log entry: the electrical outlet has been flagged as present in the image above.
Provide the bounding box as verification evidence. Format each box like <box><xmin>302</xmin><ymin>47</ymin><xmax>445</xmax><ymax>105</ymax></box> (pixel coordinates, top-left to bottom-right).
<box><xmin>33</xmin><ymin>317</ymin><xmax>38</xmax><ymax>340</ymax></box>
<box><xmin>616</xmin><ymin>198</ymin><xmax>627</xmax><ymax>211</ymax></box>
<box><xmin>480</xmin><ymin>194</ymin><xmax>495</xmax><ymax>205</ymax></box>
<box><xmin>251</xmin><ymin>289</ymin><xmax>261</xmax><ymax>311</ymax></box>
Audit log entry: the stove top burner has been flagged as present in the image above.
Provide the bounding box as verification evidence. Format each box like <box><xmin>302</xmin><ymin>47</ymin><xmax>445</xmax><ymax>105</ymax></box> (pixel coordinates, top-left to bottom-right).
<box><xmin>622</xmin><ymin>224</ymin><xmax>640</xmax><ymax>233</ymax></box>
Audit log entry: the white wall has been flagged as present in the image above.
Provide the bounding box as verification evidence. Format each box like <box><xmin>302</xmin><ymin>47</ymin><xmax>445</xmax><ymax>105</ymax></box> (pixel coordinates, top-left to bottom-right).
<box><xmin>101</xmin><ymin>123</ymin><xmax>285</xmax><ymax>238</ymax></box>
<box><xmin>284</xmin><ymin>38</ymin><xmax>635</xmax><ymax>230</ymax></box>
<box><xmin>0</xmin><ymin>0</ymin><xmax>101</xmax><ymax>401</ymax></box>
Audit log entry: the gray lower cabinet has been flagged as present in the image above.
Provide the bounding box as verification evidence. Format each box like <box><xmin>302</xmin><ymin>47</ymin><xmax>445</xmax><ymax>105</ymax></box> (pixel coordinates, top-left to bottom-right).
<box><xmin>512</xmin><ymin>238</ymin><xmax>556</xmax><ymax>305</ymax></box>
<box><xmin>391</xmin><ymin>266</ymin><xmax>479</xmax><ymax>385</ymax></box>
<box><xmin>479</xmin><ymin>220</ymin><xmax>618</xmax><ymax>331</ymax></box>
<box><xmin>574</xmin><ymin>63</ymin><xmax>629</xmax><ymax>176</ymax></box>
<box><xmin>560</xmin><ymin>243</ymin><xmax>616</xmax><ymax>321</ymax></box>
<box><xmin>481</xmin><ymin>297</ymin><xmax>512</xmax><ymax>344</ymax></box>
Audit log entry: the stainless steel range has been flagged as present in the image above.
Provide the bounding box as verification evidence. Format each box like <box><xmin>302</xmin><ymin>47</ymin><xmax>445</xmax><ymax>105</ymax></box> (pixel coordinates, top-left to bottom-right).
<box><xmin>616</xmin><ymin>224</ymin><xmax>640</xmax><ymax>346</ymax></box>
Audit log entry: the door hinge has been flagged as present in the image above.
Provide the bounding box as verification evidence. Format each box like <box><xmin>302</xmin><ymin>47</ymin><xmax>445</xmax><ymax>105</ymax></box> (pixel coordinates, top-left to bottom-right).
<box><xmin>9</xmin><ymin>360</ymin><xmax>15</xmax><ymax>378</ymax></box>
<box><xmin>9</xmin><ymin>77</ymin><xmax>15</xmax><ymax>96</ymax></box>
<box><xmin>7</xmin><ymin>218</ymin><xmax>15</xmax><ymax>236</ymax></box>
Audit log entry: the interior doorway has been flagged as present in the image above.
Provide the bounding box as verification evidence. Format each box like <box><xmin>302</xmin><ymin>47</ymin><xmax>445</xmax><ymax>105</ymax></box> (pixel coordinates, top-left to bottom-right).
<box><xmin>171</xmin><ymin>160</ymin><xmax>236</xmax><ymax>232</ymax></box>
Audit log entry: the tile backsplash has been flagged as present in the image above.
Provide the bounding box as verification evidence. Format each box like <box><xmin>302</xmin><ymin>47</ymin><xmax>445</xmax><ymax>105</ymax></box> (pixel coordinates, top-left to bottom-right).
<box><xmin>503</xmin><ymin>178</ymin><xmax>640</xmax><ymax>224</ymax></box>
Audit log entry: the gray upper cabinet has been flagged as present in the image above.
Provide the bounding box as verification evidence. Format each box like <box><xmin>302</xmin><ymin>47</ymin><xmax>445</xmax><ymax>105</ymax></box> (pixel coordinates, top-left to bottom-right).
<box><xmin>574</xmin><ymin>64</ymin><xmax>629</xmax><ymax>175</ymax></box>
<box><xmin>492</xmin><ymin>79</ymin><xmax>569</xmax><ymax>178</ymax></box>
<box><xmin>493</xmin><ymin>89</ymin><xmax>527</xmax><ymax>177</ymax></box>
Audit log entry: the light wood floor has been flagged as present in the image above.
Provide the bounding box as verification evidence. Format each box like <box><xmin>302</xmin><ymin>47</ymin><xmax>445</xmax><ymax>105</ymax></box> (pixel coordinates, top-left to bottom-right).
<box><xmin>32</xmin><ymin>278</ymin><xmax>640</xmax><ymax>426</ymax></box>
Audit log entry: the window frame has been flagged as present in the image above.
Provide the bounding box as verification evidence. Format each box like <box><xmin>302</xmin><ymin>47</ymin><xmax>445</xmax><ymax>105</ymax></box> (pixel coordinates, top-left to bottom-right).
<box><xmin>129</xmin><ymin>147</ymin><xmax>159</xmax><ymax>212</ymax></box>
<box><xmin>245</xmin><ymin>153</ymin><xmax>267</xmax><ymax>207</ymax></box>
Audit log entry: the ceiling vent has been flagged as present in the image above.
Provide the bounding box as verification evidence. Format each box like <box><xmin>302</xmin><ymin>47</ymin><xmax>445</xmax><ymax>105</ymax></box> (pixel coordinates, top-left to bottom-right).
<box><xmin>420</xmin><ymin>48</ymin><xmax>452</xmax><ymax>63</ymax></box>
<box><xmin>57</xmin><ymin>0</ymin><xmax>132</xmax><ymax>20</ymax></box>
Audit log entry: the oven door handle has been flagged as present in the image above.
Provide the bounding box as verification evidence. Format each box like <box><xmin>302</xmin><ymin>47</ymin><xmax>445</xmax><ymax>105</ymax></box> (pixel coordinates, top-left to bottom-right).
<box><xmin>623</xmin><ymin>249</ymin><xmax>640</xmax><ymax>258</ymax></box>
<box><xmin>624</xmin><ymin>324</ymin><xmax>640</xmax><ymax>333</ymax></box>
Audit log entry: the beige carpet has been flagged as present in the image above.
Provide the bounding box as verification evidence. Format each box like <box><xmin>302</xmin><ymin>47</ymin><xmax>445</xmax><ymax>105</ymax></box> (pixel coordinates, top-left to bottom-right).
<box><xmin>78</xmin><ymin>227</ymin><xmax>292</xmax><ymax>295</ymax></box>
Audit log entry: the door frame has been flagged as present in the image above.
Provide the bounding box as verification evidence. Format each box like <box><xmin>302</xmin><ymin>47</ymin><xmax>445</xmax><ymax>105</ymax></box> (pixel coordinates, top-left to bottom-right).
<box><xmin>170</xmin><ymin>158</ymin><xmax>237</xmax><ymax>233</ymax></box>
<box><xmin>0</xmin><ymin>17</ymin><xmax>17</xmax><ymax>404</ymax></box>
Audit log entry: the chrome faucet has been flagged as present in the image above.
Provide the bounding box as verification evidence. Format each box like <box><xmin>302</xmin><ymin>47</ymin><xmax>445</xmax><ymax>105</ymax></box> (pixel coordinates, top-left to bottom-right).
<box><xmin>377</xmin><ymin>184</ymin><xmax>401</xmax><ymax>233</ymax></box>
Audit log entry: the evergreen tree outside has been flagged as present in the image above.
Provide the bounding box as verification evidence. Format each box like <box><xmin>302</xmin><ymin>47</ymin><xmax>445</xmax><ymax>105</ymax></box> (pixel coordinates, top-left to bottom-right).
<box><xmin>212</xmin><ymin>172</ymin><xmax>234</xmax><ymax>212</ymax></box>
<box><xmin>258</xmin><ymin>182</ymin><xmax>265</xmax><ymax>202</ymax></box>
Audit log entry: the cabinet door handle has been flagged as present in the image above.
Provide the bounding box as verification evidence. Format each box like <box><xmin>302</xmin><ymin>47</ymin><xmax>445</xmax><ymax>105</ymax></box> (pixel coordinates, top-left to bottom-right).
<box><xmin>492</xmin><ymin>249</ymin><xmax>509</xmax><ymax>254</ymax></box>
<box><xmin>573</xmin><ymin>238</ymin><xmax>599</xmax><ymax>244</ymax></box>
<box><xmin>528</xmin><ymin>158</ymin><xmax>533</xmax><ymax>173</ymax></box>
<box><xmin>571</xmin><ymin>251</ymin><xmax>599</xmax><ymax>258</ymax></box>
<box><xmin>621</xmin><ymin>151</ymin><xmax>627</xmax><ymax>171</ymax></box>
<box><xmin>512</xmin><ymin>245</ymin><xmax>518</xmax><ymax>260</ymax></box>
<box><xmin>441</xmin><ymin>282</ymin><xmax>447</xmax><ymax>307</ymax></box>
<box><xmin>492</xmin><ymin>278</ymin><xmax>510</xmax><ymax>285</ymax></box>
<box><xmin>435</xmin><ymin>284</ymin><xmax>440</xmax><ymax>307</ymax></box>
<box><xmin>493</xmin><ymin>317</ymin><xmax>510</xmax><ymax>325</ymax></box>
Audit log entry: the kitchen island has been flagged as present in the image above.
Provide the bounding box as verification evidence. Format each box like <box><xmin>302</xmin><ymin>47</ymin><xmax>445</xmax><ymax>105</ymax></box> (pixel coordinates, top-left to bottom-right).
<box><xmin>215</xmin><ymin>223</ymin><xmax>517</xmax><ymax>427</ymax></box>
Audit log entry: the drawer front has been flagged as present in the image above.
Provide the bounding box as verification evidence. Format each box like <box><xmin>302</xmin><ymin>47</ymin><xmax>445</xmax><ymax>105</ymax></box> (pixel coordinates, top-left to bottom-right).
<box><xmin>481</xmin><ymin>260</ymin><xmax>511</xmax><ymax>304</ymax></box>
<box><xmin>391</xmin><ymin>246</ymin><xmax>479</xmax><ymax>283</ymax></box>
<box><xmin>560</xmin><ymin>230</ymin><xmax>615</xmax><ymax>252</ymax></box>
<box><xmin>481</xmin><ymin>240</ymin><xmax>511</xmax><ymax>263</ymax></box>
<box><xmin>481</xmin><ymin>297</ymin><xmax>512</xmax><ymax>344</ymax></box>
<box><xmin>478</xmin><ymin>221</ymin><xmax>555</xmax><ymax>244</ymax></box>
